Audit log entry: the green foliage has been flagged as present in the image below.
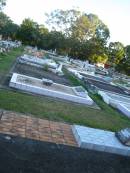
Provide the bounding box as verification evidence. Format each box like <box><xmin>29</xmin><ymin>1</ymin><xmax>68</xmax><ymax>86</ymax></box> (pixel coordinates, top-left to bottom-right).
<box><xmin>0</xmin><ymin>40</ymin><xmax>129</xmax><ymax>131</ymax></box>
<box><xmin>46</xmin><ymin>10</ymin><xmax>110</xmax><ymax>44</ymax></box>
<box><xmin>71</xmin><ymin>14</ymin><xmax>93</xmax><ymax>41</ymax></box>
<box><xmin>43</xmin><ymin>64</ymin><xmax>49</xmax><ymax>71</ymax></box>
<box><xmin>116</xmin><ymin>56</ymin><xmax>130</xmax><ymax>75</ymax></box>
<box><xmin>0</xmin><ymin>12</ymin><xmax>19</xmax><ymax>39</ymax></box>
<box><xmin>45</xmin><ymin>9</ymin><xmax>110</xmax><ymax>62</ymax></box>
<box><xmin>90</xmin><ymin>54</ymin><xmax>108</xmax><ymax>63</ymax></box>
<box><xmin>0</xmin><ymin>47</ymin><xmax>24</xmax><ymax>74</ymax></box>
<box><xmin>39</xmin><ymin>24</ymin><xmax>48</xmax><ymax>35</ymax></box>
<box><xmin>0</xmin><ymin>12</ymin><xmax>11</xmax><ymax>30</ymax></box>
<box><xmin>1</xmin><ymin>22</ymin><xmax>19</xmax><ymax>39</ymax></box>
<box><xmin>0</xmin><ymin>89</ymin><xmax>129</xmax><ymax>131</ymax></box>
<box><xmin>16</xmin><ymin>18</ymin><xmax>39</xmax><ymax>46</ymax></box>
<box><xmin>46</xmin><ymin>9</ymin><xmax>81</xmax><ymax>36</ymax></box>
<box><xmin>108</xmin><ymin>42</ymin><xmax>125</xmax><ymax>65</ymax></box>
<box><xmin>71</xmin><ymin>13</ymin><xmax>110</xmax><ymax>43</ymax></box>
<box><xmin>1</xmin><ymin>8</ymin><xmax>129</xmax><ymax>72</ymax></box>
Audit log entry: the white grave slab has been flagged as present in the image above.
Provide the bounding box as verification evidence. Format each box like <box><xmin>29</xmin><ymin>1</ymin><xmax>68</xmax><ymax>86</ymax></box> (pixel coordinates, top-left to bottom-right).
<box><xmin>98</xmin><ymin>91</ymin><xmax>130</xmax><ymax>106</ymax></box>
<box><xmin>72</xmin><ymin>125</ymin><xmax>130</xmax><ymax>156</ymax></box>
<box><xmin>98</xmin><ymin>91</ymin><xmax>130</xmax><ymax>118</ymax></box>
<box><xmin>9</xmin><ymin>73</ymin><xmax>94</xmax><ymax>106</ymax></box>
<box><xmin>117</xmin><ymin>104</ymin><xmax>130</xmax><ymax>118</ymax></box>
<box><xmin>19</xmin><ymin>54</ymin><xmax>58</xmax><ymax>69</ymax></box>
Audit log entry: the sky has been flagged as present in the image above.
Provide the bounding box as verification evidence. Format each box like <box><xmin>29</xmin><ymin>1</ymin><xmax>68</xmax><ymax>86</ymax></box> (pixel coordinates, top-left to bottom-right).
<box><xmin>3</xmin><ymin>0</ymin><xmax>130</xmax><ymax>46</ymax></box>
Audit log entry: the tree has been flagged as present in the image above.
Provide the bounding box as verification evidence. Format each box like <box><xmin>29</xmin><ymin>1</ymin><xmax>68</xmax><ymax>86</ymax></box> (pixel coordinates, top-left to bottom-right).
<box><xmin>90</xmin><ymin>54</ymin><xmax>108</xmax><ymax>63</ymax></box>
<box><xmin>39</xmin><ymin>24</ymin><xmax>48</xmax><ymax>35</ymax></box>
<box><xmin>0</xmin><ymin>0</ymin><xmax>6</xmax><ymax>11</ymax></box>
<box><xmin>88</xmin><ymin>14</ymin><xmax>110</xmax><ymax>44</ymax></box>
<box><xmin>108</xmin><ymin>42</ymin><xmax>125</xmax><ymax>65</ymax></box>
<box><xmin>2</xmin><ymin>22</ymin><xmax>19</xmax><ymax>39</ymax></box>
<box><xmin>71</xmin><ymin>14</ymin><xmax>93</xmax><ymax>42</ymax></box>
<box><xmin>0</xmin><ymin>12</ymin><xmax>11</xmax><ymax>29</ymax></box>
<box><xmin>125</xmin><ymin>45</ymin><xmax>130</xmax><ymax>58</ymax></box>
<box><xmin>46</xmin><ymin>9</ymin><xmax>81</xmax><ymax>36</ymax></box>
<box><xmin>17</xmin><ymin>18</ymin><xmax>40</xmax><ymax>46</ymax></box>
<box><xmin>71</xmin><ymin>13</ymin><xmax>110</xmax><ymax>43</ymax></box>
<box><xmin>41</xmin><ymin>31</ymin><xmax>66</xmax><ymax>52</ymax></box>
<box><xmin>0</xmin><ymin>12</ymin><xmax>19</xmax><ymax>40</ymax></box>
<box><xmin>46</xmin><ymin>10</ymin><xmax>110</xmax><ymax>44</ymax></box>
<box><xmin>116</xmin><ymin>45</ymin><xmax>130</xmax><ymax>75</ymax></box>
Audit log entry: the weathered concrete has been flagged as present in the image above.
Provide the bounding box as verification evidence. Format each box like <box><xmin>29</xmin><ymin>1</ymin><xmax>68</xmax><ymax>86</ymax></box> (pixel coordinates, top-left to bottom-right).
<box><xmin>72</xmin><ymin>125</ymin><xmax>130</xmax><ymax>156</ymax></box>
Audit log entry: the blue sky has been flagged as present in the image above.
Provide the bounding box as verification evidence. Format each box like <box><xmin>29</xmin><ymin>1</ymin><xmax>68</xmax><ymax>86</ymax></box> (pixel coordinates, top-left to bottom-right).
<box><xmin>4</xmin><ymin>0</ymin><xmax>130</xmax><ymax>45</ymax></box>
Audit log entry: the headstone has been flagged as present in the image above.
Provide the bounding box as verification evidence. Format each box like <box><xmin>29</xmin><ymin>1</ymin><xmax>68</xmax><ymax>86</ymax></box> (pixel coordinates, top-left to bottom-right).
<box><xmin>115</xmin><ymin>128</ymin><xmax>130</xmax><ymax>146</ymax></box>
<box><xmin>42</xmin><ymin>78</ymin><xmax>53</xmax><ymax>86</ymax></box>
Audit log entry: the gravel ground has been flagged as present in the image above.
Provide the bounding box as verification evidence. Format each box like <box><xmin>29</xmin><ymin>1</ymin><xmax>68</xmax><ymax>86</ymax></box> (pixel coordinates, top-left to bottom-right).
<box><xmin>81</xmin><ymin>73</ymin><xmax>108</xmax><ymax>83</ymax></box>
<box><xmin>0</xmin><ymin>134</ymin><xmax>130</xmax><ymax>173</ymax></box>
<box><xmin>84</xmin><ymin>78</ymin><xmax>130</xmax><ymax>96</ymax></box>
<box><xmin>12</xmin><ymin>62</ymin><xmax>72</xmax><ymax>86</ymax></box>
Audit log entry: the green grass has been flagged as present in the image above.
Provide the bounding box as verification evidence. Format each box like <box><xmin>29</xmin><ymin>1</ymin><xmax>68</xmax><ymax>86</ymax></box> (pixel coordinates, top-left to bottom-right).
<box><xmin>0</xmin><ymin>47</ymin><xmax>24</xmax><ymax>74</ymax></box>
<box><xmin>0</xmin><ymin>49</ymin><xmax>130</xmax><ymax>132</ymax></box>
<box><xmin>0</xmin><ymin>89</ymin><xmax>130</xmax><ymax>132</ymax></box>
<box><xmin>63</xmin><ymin>68</ymin><xmax>130</xmax><ymax>130</ymax></box>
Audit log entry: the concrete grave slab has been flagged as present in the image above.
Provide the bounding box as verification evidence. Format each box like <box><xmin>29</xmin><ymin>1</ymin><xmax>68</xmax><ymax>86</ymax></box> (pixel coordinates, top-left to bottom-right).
<box><xmin>72</xmin><ymin>125</ymin><xmax>130</xmax><ymax>156</ymax></box>
<box><xmin>9</xmin><ymin>73</ymin><xmax>94</xmax><ymax>105</ymax></box>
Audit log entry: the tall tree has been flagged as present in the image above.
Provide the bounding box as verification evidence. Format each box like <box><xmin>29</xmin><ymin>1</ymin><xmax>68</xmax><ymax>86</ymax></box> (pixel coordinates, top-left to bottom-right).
<box><xmin>2</xmin><ymin>22</ymin><xmax>19</xmax><ymax>39</ymax></box>
<box><xmin>17</xmin><ymin>18</ymin><xmax>40</xmax><ymax>46</ymax></box>
<box><xmin>71</xmin><ymin>13</ymin><xmax>110</xmax><ymax>43</ymax></box>
<box><xmin>46</xmin><ymin>10</ymin><xmax>110</xmax><ymax>44</ymax></box>
<box><xmin>108</xmin><ymin>42</ymin><xmax>125</xmax><ymax>65</ymax></box>
<box><xmin>0</xmin><ymin>12</ymin><xmax>13</xmax><ymax>38</ymax></box>
<box><xmin>0</xmin><ymin>12</ymin><xmax>11</xmax><ymax>29</ymax></box>
<box><xmin>71</xmin><ymin>14</ymin><xmax>93</xmax><ymax>41</ymax></box>
<box><xmin>88</xmin><ymin>14</ymin><xmax>110</xmax><ymax>44</ymax></box>
<box><xmin>39</xmin><ymin>24</ymin><xmax>48</xmax><ymax>35</ymax></box>
<box><xmin>46</xmin><ymin>9</ymin><xmax>81</xmax><ymax>36</ymax></box>
<box><xmin>116</xmin><ymin>45</ymin><xmax>130</xmax><ymax>75</ymax></box>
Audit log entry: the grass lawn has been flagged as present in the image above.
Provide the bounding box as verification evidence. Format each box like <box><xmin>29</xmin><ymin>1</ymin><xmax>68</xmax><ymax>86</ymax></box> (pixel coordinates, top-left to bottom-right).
<box><xmin>0</xmin><ymin>48</ymin><xmax>130</xmax><ymax>132</ymax></box>
<box><xmin>0</xmin><ymin>89</ymin><xmax>130</xmax><ymax>132</ymax></box>
<box><xmin>0</xmin><ymin>47</ymin><xmax>24</xmax><ymax>74</ymax></box>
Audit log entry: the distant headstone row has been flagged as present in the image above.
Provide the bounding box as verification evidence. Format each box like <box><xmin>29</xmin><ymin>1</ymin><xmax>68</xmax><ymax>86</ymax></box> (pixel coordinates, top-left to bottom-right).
<box><xmin>0</xmin><ymin>40</ymin><xmax>21</xmax><ymax>53</ymax></box>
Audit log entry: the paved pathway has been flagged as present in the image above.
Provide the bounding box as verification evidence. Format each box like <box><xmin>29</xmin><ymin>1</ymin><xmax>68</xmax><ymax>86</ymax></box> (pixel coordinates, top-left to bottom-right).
<box><xmin>0</xmin><ymin>110</ymin><xmax>77</xmax><ymax>147</ymax></box>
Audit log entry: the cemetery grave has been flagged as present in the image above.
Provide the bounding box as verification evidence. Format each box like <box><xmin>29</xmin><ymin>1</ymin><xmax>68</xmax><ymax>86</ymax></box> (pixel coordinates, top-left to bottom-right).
<box><xmin>0</xmin><ymin>46</ymin><xmax>130</xmax><ymax>132</ymax></box>
<box><xmin>0</xmin><ymin>40</ymin><xmax>21</xmax><ymax>54</ymax></box>
<box><xmin>117</xmin><ymin>104</ymin><xmax>130</xmax><ymax>118</ymax></box>
<box><xmin>98</xmin><ymin>91</ymin><xmax>130</xmax><ymax>118</ymax></box>
<box><xmin>112</xmin><ymin>77</ymin><xmax>130</xmax><ymax>94</ymax></box>
<box><xmin>72</xmin><ymin>125</ymin><xmax>130</xmax><ymax>156</ymax></box>
<box><xmin>18</xmin><ymin>54</ymin><xmax>58</xmax><ymax>68</ymax></box>
<box><xmin>18</xmin><ymin>54</ymin><xmax>64</xmax><ymax>76</ymax></box>
<box><xmin>65</xmin><ymin>66</ymin><xmax>130</xmax><ymax>120</ymax></box>
<box><xmin>11</xmin><ymin>61</ymin><xmax>71</xmax><ymax>86</ymax></box>
<box><xmin>65</xmin><ymin>59</ymin><xmax>130</xmax><ymax>96</ymax></box>
<box><xmin>9</xmin><ymin>73</ymin><xmax>94</xmax><ymax>105</ymax></box>
<box><xmin>66</xmin><ymin>66</ymin><xmax>129</xmax><ymax>95</ymax></box>
<box><xmin>115</xmin><ymin>128</ymin><xmax>130</xmax><ymax>146</ymax></box>
<box><xmin>84</xmin><ymin>77</ymin><xmax>129</xmax><ymax>95</ymax></box>
<box><xmin>24</xmin><ymin>46</ymin><xmax>46</xmax><ymax>58</ymax></box>
<box><xmin>80</xmin><ymin>71</ymin><xmax>112</xmax><ymax>83</ymax></box>
<box><xmin>98</xmin><ymin>91</ymin><xmax>130</xmax><ymax>106</ymax></box>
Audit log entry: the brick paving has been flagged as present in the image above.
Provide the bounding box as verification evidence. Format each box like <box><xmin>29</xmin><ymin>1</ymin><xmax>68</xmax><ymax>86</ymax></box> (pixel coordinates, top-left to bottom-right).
<box><xmin>0</xmin><ymin>110</ymin><xmax>77</xmax><ymax>147</ymax></box>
